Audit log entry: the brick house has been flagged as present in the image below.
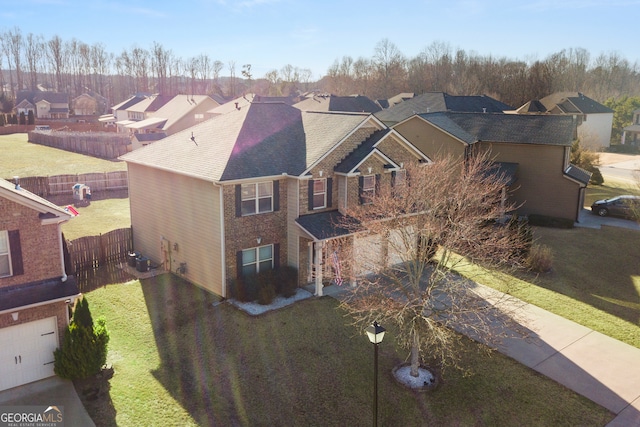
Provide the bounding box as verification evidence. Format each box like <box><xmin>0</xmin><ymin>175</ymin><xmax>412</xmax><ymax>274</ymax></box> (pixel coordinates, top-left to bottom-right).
<box><xmin>0</xmin><ymin>178</ymin><xmax>80</xmax><ymax>392</ymax></box>
<box><xmin>120</xmin><ymin>101</ymin><xmax>430</xmax><ymax>297</ymax></box>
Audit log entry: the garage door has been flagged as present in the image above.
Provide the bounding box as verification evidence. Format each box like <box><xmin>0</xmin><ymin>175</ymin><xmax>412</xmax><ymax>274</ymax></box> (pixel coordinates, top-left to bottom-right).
<box><xmin>0</xmin><ymin>317</ymin><xmax>59</xmax><ymax>392</ymax></box>
<box><xmin>354</xmin><ymin>234</ymin><xmax>384</xmax><ymax>275</ymax></box>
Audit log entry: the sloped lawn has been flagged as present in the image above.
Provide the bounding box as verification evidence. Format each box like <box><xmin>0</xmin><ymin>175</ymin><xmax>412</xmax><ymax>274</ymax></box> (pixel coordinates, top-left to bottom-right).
<box><xmin>80</xmin><ymin>274</ymin><xmax>612</xmax><ymax>426</ymax></box>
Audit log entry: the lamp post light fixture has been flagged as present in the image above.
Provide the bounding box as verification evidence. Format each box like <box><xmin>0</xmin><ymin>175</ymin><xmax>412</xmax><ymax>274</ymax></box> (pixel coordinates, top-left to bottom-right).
<box><xmin>366</xmin><ymin>321</ymin><xmax>386</xmax><ymax>427</ymax></box>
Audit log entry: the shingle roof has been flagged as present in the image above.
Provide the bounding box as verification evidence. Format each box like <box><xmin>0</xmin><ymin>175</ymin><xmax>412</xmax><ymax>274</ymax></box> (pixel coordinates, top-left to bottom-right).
<box><xmin>34</xmin><ymin>92</ymin><xmax>68</xmax><ymax>104</ymax></box>
<box><xmin>564</xmin><ymin>164</ymin><xmax>592</xmax><ymax>185</ymax></box>
<box><xmin>418</xmin><ymin>112</ymin><xmax>575</xmax><ymax>146</ymax></box>
<box><xmin>294</xmin><ymin>94</ymin><xmax>381</xmax><ymax>113</ymax></box>
<box><xmin>120</xmin><ymin>103</ymin><xmax>370</xmax><ymax>182</ymax></box>
<box><xmin>134</xmin><ymin>133</ymin><xmax>166</xmax><ymax>142</ymax></box>
<box><xmin>540</xmin><ymin>92</ymin><xmax>613</xmax><ymax>114</ymax></box>
<box><xmin>0</xmin><ymin>276</ymin><xmax>80</xmax><ymax>312</ymax></box>
<box><xmin>0</xmin><ymin>178</ymin><xmax>72</xmax><ymax>218</ymax></box>
<box><xmin>376</xmin><ymin>92</ymin><xmax>513</xmax><ymax>124</ymax></box>
<box><xmin>295</xmin><ymin>210</ymin><xmax>360</xmax><ymax>240</ymax></box>
<box><xmin>334</xmin><ymin>129</ymin><xmax>391</xmax><ymax>174</ymax></box>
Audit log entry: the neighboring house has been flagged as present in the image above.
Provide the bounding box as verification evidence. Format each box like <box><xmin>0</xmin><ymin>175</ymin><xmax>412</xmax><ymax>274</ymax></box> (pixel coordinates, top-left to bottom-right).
<box><xmin>71</xmin><ymin>92</ymin><xmax>109</xmax><ymax>116</ymax></box>
<box><xmin>123</xmin><ymin>94</ymin><xmax>219</xmax><ymax>138</ymax></box>
<box><xmin>294</xmin><ymin>94</ymin><xmax>382</xmax><ymax>113</ymax></box>
<box><xmin>622</xmin><ymin>108</ymin><xmax>640</xmax><ymax>146</ymax></box>
<box><xmin>120</xmin><ymin>101</ymin><xmax>430</xmax><ymax>298</ymax></box>
<box><xmin>393</xmin><ymin>112</ymin><xmax>591</xmax><ymax>222</ymax></box>
<box><xmin>377</xmin><ymin>92</ymin><xmax>415</xmax><ymax>109</ymax></box>
<box><xmin>0</xmin><ymin>178</ymin><xmax>80</xmax><ymax>392</ymax></box>
<box><xmin>515</xmin><ymin>92</ymin><xmax>613</xmax><ymax>151</ymax></box>
<box><xmin>375</xmin><ymin>92</ymin><xmax>514</xmax><ymax>126</ymax></box>
<box><xmin>99</xmin><ymin>93</ymin><xmax>152</xmax><ymax>131</ymax></box>
<box><xmin>14</xmin><ymin>99</ymin><xmax>35</xmax><ymax>118</ymax></box>
<box><xmin>15</xmin><ymin>91</ymin><xmax>69</xmax><ymax>119</ymax></box>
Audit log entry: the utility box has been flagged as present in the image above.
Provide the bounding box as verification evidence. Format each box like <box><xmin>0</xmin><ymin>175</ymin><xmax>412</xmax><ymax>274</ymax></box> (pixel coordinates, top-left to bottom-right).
<box><xmin>136</xmin><ymin>257</ymin><xmax>150</xmax><ymax>273</ymax></box>
<box><xmin>127</xmin><ymin>251</ymin><xmax>140</xmax><ymax>268</ymax></box>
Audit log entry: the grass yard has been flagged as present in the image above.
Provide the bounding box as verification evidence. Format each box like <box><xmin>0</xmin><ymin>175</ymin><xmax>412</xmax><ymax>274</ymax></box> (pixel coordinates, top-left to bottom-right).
<box><xmin>0</xmin><ymin>133</ymin><xmax>126</xmax><ymax>177</ymax></box>
<box><xmin>79</xmin><ymin>274</ymin><xmax>612</xmax><ymax>426</ymax></box>
<box><xmin>60</xmin><ymin>197</ymin><xmax>131</xmax><ymax>241</ymax></box>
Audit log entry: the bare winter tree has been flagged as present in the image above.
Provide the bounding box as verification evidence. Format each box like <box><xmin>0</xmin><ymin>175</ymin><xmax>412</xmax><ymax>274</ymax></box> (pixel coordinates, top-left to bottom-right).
<box><xmin>25</xmin><ymin>33</ymin><xmax>43</xmax><ymax>91</ymax></box>
<box><xmin>46</xmin><ymin>35</ymin><xmax>65</xmax><ymax>92</ymax></box>
<box><xmin>339</xmin><ymin>153</ymin><xmax>530</xmax><ymax>379</ymax></box>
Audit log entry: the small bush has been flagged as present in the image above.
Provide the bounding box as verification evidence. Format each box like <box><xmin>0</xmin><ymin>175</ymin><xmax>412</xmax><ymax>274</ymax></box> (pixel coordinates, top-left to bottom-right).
<box><xmin>507</xmin><ymin>214</ymin><xmax>533</xmax><ymax>256</ymax></box>
<box><xmin>54</xmin><ymin>298</ymin><xmax>110</xmax><ymax>380</ymax></box>
<box><xmin>230</xmin><ymin>274</ymin><xmax>260</xmax><ymax>302</ymax></box>
<box><xmin>527</xmin><ymin>244</ymin><xmax>554</xmax><ymax>273</ymax></box>
<box><xmin>275</xmin><ymin>266</ymin><xmax>299</xmax><ymax>298</ymax></box>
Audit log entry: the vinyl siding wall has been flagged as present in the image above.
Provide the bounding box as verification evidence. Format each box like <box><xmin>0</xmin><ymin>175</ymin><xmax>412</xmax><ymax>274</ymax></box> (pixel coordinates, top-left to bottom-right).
<box><xmin>478</xmin><ymin>142</ymin><xmax>580</xmax><ymax>220</ymax></box>
<box><xmin>127</xmin><ymin>163</ymin><xmax>224</xmax><ymax>295</ymax></box>
<box><xmin>394</xmin><ymin>119</ymin><xmax>466</xmax><ymax>160</ymax></box>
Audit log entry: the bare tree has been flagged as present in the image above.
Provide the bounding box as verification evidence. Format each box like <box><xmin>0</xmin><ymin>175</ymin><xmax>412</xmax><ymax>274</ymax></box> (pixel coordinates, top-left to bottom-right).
<box><xmin>46</xmin><ymin>35</ymin><xmax>65</xmax><ymax>92</ymax></box>
<box><xmin>25</xmin><ymin>33</ymin><xmax>43</xmax><ymax>91</ymax></box>
<box><xmin>339</xmin><ymin>153</ymin><xmax>529</xmax><ymax>379</ymax></box>
<box><xmin>372</xmin><ymin>38</ymin><xmax>407</xmax><ymax>99</ymax></box>
<box><xmin>151</xmin><ymin>41</ymin><xmax>171</xmax><ymax>94</ymax></box>
<box><xmin>5</xmin><ymin>28</ymin><xmax>23</xmax><ymax>97</ymax></box>
<box><xmin>228</xmin><ymin>60</ymin><xmax>237</xmax><ymax>97</ymax></box>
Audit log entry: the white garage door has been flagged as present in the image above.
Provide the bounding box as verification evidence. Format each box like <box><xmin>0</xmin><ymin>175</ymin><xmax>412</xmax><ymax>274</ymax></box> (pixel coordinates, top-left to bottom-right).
<box><xmin>354</xmin><ymin>234</ymin><xmax>384</xmax><ymax>276</ymax></box>
<box><xmin>0</xmin><ymin>317</ymin><xmax>59</xmax><ymax>392</ymax></box>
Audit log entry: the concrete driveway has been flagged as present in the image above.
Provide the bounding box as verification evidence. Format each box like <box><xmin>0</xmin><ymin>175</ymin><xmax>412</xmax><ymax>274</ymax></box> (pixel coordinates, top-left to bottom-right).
<box><xmin>0</xmin><ymin>377</ymin><xmax>95</xmax><ymax>427</ymax></box>
<box><xmin>577</xmin><ymin>208</ymin><xmax>640</xmax><ymax>231</ymax></box>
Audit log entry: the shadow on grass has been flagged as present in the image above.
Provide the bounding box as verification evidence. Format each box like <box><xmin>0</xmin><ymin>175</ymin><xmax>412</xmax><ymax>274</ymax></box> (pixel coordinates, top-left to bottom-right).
<box><xmin>74</xmin><ymin>263</ymin><xmax>136</xmax><ymax>294</ymax></box>
<box><xmin>74</xmin><ymin>369</ymin><xmax>118</xmax><ymax>427</ymax></box>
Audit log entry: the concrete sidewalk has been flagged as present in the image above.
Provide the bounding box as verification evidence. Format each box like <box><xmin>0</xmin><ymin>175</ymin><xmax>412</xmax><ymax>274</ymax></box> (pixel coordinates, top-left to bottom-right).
<box><xmin>322</xmin><ymin>282</ymin><xmax>640</xmax><ymax>426</ymax></box>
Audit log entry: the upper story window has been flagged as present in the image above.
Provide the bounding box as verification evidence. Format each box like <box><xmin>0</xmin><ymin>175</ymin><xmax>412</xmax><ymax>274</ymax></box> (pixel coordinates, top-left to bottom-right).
<box><xmin>359</xmin><ymin>174</ymin><xmax>376</xmax><ymax>205</ymax></box>
<box><xmin>312</xmin><ymin>179</ymin><xmax>326</xmax><ymax>209</ymax></box>
<box><xmin>0</xmin><ymin>230</ymin><xmax>11</xmax><ymax>278</ymax></box>
<box><xmin>241</xmin><ymin>244</ymin><xmax>273</xmax><ymax>276</ymax></box>
<box><xmin>241</xmin><ymin>182</ymin><xmax>273</xmax><ymax>216</ymax></box>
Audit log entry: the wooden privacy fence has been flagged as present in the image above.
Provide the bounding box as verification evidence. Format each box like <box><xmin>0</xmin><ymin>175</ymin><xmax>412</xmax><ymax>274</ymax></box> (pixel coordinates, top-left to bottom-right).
<box><xmin>29</xmin><ymin>131</ymin><xmax>130</xmax><ymax>159</ymax></box>
<box><xmin>6</xmin><ymin>171</ymin><xmax>128</xmax><ymax>197</ymax></box>
<box><xmin>67</xmin><ymin>228</ymin><xmax>133</xmax><ymax>275</ymax></box>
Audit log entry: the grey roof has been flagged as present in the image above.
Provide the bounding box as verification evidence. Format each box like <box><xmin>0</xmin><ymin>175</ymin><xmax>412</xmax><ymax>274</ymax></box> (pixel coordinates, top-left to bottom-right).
<box><xmin>540</xmin><ymin>92</ymin><xmax>613</xmax><ymax>114</ymax></box>
<box><xmin>515</xmin><ymin>100</ymin><xmax>547</xmax><ymax>113</ymax></box>
<box><xmin>334</xmin><ymin>129</ymin><xmax>391</xmax><ymax>174</ymax></box>
<box><xmin>134</xmin><ymin>133</ymin><xmax>167</xmax><ymax>142</ymax></box>
<box><xmin>294</xmin><ymin>94</ymin><xmax>381</xmax><ymax>113</ymax></box>
<box><xmin>0</xmin><ymin>276</ymin><xmax>80</xmax><ymax>312</ymax></box>
<box><xmin>0</xmin><ymin>178</ymin><xmax>72</xmax><ymax>218</ymax></box>
<box><xmin>376</xmin><ymin>92</ymin><xmax>513</xmax><ymax>124</ymax></box>
<box><xmin>295</xmin><ymin>210</ymin><xmax>360</xmax><ymax>240</ymax></box>
<box><xmin>34</xmin><ymin>92</ymin><xmax>68</xmax><ymax>104</ymax></box>
<box><xmin>564</xmin><ymin>164</ymin><xmax>592</xmax><ymax>185</ymax></box>
<box><xmin>121</xmin><ymin>102</ymin><xmax>370</xmax><ymax>182</ymax></box>
<box><xmin>418</xmin><ymin>112</ymin><xmax>575</xmax><ymax>146</ymax></box>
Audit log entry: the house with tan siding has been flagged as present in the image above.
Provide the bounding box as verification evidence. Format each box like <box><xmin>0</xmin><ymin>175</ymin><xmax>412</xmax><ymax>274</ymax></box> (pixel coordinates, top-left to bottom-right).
<box><xmin>120</xmin><ymin>101</ymin><xmax>429</xmax><ymax>297</ymax></box>
<box><xmin>393</xmin><ymin>112</ymin><xmax>591</xmax><ymax>222</ymax></box>
<box><xmin>0</xmin><ymin>178</ymin><xmax>80</xmax><ymax>392</ymax></box>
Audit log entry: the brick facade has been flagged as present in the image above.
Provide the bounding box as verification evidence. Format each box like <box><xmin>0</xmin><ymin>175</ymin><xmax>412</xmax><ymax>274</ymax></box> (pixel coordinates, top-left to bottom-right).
<box><xmin>0</xmin><ymin>300</ymin><xmax>69</xmax><ymax>345</ymax></box>
<box><xmin>0</xmin><ymin>197</ymin><xmax>64</xmax><ymax>288</ymax></box>
<box><xmin>223</xmin><ymin>179</ymin><xmax>288</xmax><ymax>288</ymax></box>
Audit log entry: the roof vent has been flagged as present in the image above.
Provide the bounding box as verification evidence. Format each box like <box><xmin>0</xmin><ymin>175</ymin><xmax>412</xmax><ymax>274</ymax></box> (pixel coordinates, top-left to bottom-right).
<box><xmin>235</xmin><ymin>102</ymin><xmax>240</xmax><ymax>110</ymax></box>
<box><xmin>483</xmin><ymin>107</ymin><xmax>487</xmax><ymax>113</ymax></box>
<box><xmin>13</xmin><ymin>176</ymin><xmax>21</xmax><ymax>190</ymax></box>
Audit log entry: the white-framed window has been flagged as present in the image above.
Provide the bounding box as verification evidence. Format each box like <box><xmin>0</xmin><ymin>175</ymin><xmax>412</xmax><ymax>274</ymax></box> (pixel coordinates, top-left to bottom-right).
<box><xmin>0</xmin><ymin>230</ymin><xmax>11</xmax><ymax>278</ymax></box>
<box><xmin>361</xmin><ymin>175</ymin><xmax>376</xmax><ymax>204</ymax></box>
<box><xmin>241</xmin><ymin>244</ymin><xmax>274</xmax><ymax>276</ymax></box>
<box><xmin>241</xmin><ymin>182</ymin><xmax>273</xmax><ymax>216</ymax></box>
<box><xmin>312</xmin><ymin>178</ymin><xmax>327</xmax><ymax>209</ymax></box>
<box><xmin>394</xmin><ymin>169</ymin><xmax>407</xmax><ymax>187</ymax></box>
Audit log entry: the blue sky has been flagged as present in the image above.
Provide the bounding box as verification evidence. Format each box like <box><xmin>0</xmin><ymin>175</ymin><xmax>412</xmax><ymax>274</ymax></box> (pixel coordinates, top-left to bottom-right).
<box><xmin>1</xmin><ymin>0</ymin><xmax>639</xmax><ymax>79</ymax></box>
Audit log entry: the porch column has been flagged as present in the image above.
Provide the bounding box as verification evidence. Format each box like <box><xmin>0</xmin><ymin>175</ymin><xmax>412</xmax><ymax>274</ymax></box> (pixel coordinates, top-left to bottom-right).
<box><xmin>314</xmin><ymin>241</ymin><xmax>324</xmax><ymax>296</ymax></box>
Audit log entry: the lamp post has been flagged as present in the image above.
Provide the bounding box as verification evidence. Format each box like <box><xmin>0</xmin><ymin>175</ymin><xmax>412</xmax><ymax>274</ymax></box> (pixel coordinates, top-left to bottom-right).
<box><xmin>366</xmin><ymin>321</ymin><xmax>385</xmax><ymax>427</ymax></box>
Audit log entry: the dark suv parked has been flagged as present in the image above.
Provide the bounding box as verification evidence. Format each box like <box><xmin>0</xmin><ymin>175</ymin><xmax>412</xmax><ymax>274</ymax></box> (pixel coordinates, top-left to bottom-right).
<box><xmin>591</xmin><ymin>195</ymin><xmax>640</xmax><ymax>218</ymax></box>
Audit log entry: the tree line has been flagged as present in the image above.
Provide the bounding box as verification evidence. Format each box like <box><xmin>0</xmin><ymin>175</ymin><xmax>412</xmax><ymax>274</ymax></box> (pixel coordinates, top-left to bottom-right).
<box><xmin>1</xmin><ymin>27</ymin><xmax>639</xmax><ymax>109</ymax></box>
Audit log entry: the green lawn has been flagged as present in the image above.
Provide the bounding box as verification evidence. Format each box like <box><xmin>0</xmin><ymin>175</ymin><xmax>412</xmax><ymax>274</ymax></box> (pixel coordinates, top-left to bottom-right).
<box><xmin>61</xmin><ymin>198</ymin><xmax>131</xmax><ymax>241</ymax></box>
<box><xmin>79</xmin><ymin>275</ymin><xmax>612</xmax><ymax>426</ymax></box>
<box><xmin>0</xmin><ymin>133</ymin><xmax>126</xmax><ymax>178</ymax></box>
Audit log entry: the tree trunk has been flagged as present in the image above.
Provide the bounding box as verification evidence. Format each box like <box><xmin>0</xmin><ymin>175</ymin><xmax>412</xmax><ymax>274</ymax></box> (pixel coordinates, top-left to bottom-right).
<box><xmin>410</xmin><ymin>330</ymin><xmax>420</xmax><ymax>377</ymax></box>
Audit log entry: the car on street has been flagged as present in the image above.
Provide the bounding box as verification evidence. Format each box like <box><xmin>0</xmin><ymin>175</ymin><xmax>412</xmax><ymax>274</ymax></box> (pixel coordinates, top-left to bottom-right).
<box><xmin>591</xmin><ymin>195</ymin><xmax>640</xmax><ymax>219</ymax></box>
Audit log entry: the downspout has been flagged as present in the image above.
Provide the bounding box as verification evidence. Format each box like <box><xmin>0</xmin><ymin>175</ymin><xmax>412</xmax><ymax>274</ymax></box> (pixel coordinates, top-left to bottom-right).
<box><xmin>57</xmin><ymin>221</ymin><xmax>68</xmax><ymax>282</ymax></box>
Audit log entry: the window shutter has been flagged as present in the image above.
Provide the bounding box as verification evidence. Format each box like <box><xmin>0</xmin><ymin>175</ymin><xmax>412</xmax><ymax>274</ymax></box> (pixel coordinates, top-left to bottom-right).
<box><xmin>235</xmin><ymin>185</ymin><xmax>242</xmax><ymax>217</ymax></box>
<box><xmin>326</xmin><ymin>178</ymin><xmax>333</xmax><ymax>208</ymax></box>
<box><xmin>273</xmin><ymin>243</ymin><xmax>280</xmax><ymax>268</ymax></box>
<box><xmin>8</xmin><ymin>230</ymin><xmax>23</xmax><ymax>276</ymax></box>
<box><xmin>273</xmin><ymin>180</ymin><xmax>280</xmax><ymax>212</ymax></box>
<box><xmin>236</xmin><ymin>250</ymin><xmax>243</xmax><ymax>279</ymax></box>
<box><xmin>375</xmin><ymin>174</ymin><xmax>381</xmax><ymax>195</ymax></box>
<box><xmin>308</xmin><ymin>180</ymin><xmax>314</xmax><ymax>210</ymax></box>
<box><xmin>391</xmin><ymin>171</ymin><xmax>397</xmax><ymax>187</ymax></box>
<box><xmin>358</xmin><ymin>176</ymin><xmax>365</xmax><ymax>204</ymax></box>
